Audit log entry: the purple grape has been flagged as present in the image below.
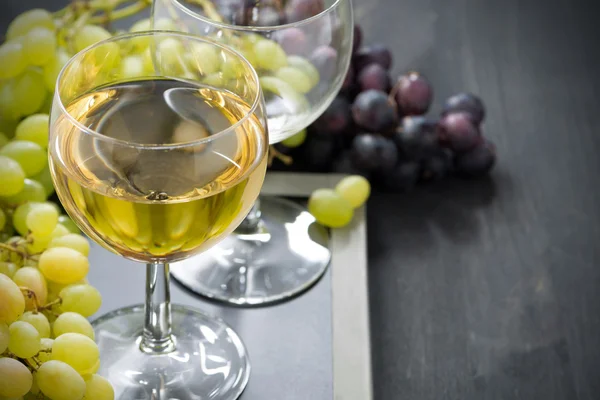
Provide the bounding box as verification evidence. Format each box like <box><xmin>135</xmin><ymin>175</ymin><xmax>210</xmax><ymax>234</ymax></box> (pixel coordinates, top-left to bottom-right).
<box><xmin>235</xmin><ymin>3</ymin><xmax>285</xmax><ymax>26</ymax></box>
<box><xmin>352</xmin><ymin>90</ymin><xmax>398</xmax><ymax>133</ymax></box>
<box><xmin>394</xmin><ymin>116</ymin><xmax>439</xmax><ymax>159</ymax></box>
<box><xmin>354</xmin><ymin>44</ymin><xmax>393</xmax><ymax>72</ymax></box>
<box><xmin>276</xmin><ymin>28</ymin><xmax>308</xmax><ymax>55</ymax></box>
<box><xmin>383</xmin><ymin>161</ymin><xmax>421</xmax><ymax>192</ymax></box>
<box><xmin>342</xmin><ymin>65</ymin><xmax>355</xmax><ymax>92</ymax></box>
<box><xmin>353</xmin><ymin>24</ymin><xmax>363</xmax><ymax>54</ymax></box>
<box><xmin>454</xmin><ymin>140</ymin><xmax>496</xmax><ymax>177</ymax></box>
<box><xmin>393</xmin><ymin>72</ymin><xmax>433</xmax><ymax>116</ymax></box>
<box><xmin>313</xmin><ymin>96</ymin><xmax>352</xmax><ymax>135</ymax></box>
<box><xmin>421</xmin><ymin>149</ymin><xmax>453</xmax><ymax>181</ymax></box>
<box><xmin>443</xmin><ymin>93</ymin><xmax>486</xmax><ymax>125</ymax></box>
<box><xmin>350</xmin><ymin>134</ymin><xmax>398</xmax><ymax>173</ymax></box>
<box><xmin>302</xmin><ymin>135</ymin><xmax>338</xmax><ymax>171</ymax></box>
<box><xmin>333</xmin><ymin>151</ymin><xmax>370</xmax><ymax>178</ymax></box>
<box><xmin>357</xmin><ymin>63</ymin><xmax>391</xmax><ymax>92</ymax></box>
<box><xmin>310</xmin><ymin>45</ymin><xmax>338</xmax><ymax>82</ymax></box>
<box><xmin>285</xmin><ymin>0</ymin><xmax>324</xmax><ymax>23</ymax></box>
<box><xmin>438</xmin><ymin>112</ymin><xmax>481</xmax><ymax>152</ymax></box>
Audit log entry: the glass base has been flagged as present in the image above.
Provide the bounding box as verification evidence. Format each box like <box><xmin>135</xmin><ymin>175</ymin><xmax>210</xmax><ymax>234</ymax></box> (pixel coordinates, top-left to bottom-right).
<box><xmin>92</xmin><ymin>304</ymin><xmax>250</xmax><ymax>400</ymax></box>
<box><xmin>171</xmin><ymin>197</ymin><xmax>331</xmax><ymax>306</ymax></box>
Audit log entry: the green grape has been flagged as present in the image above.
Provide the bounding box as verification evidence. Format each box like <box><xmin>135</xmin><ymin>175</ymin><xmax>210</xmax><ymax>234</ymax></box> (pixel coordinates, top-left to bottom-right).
<box><xmin>153</xmin><ymin>17</ymin><xmax>177</xmax><ymax>31</ymax></box>
<box><xmin>27</xmin><ymin>232</ymin><xmax>53</xmax><ymax>255</ymax></box>
<box><xmin>0</xmin><ymin>357</ymin><xmax>33</xmax><ymax>398</ymax></box>
<box><xmin>0</xmin><ymin>42</ymin><xmax>28</xmax><ymax>80</ymax></box>
<box><xmin>0</xmin><ymin>272</ymin><xmax>25</xmax><ymax>323</ymax></box>
<box><xmin>0</xmin><ymin>81</ymin><xmax>20</xmax><ymax>120</ymax></box>
<box><xmin>13</xmin><ymin>68</ymin><xmax>48</xmax><ymax>118</ymax></box>
<box><xmin>0</xmin><ymin>140</ymin><xmax>46</xmax><ymax>177</ymax></box>
<box><xmin>52</xmin><ymin>333</ymin><xmax>99</xmax><ymax>375</ymax></box>
<box><xmin>12</xmin><ymin>267</ymin><xmax>48</xmax><ymax>309</ymax></box>
<box><xmin>275</xmin><ymin>66</ymin><xmax>314</xmax><ymax>94</ymax></box>
<box><xmin>186</xmin><ymin>42</ymin><xmax>221</xmax><ymax>75</ymax></box>
<box><xmin>281</xmin><ymin>129</ymin><xmax>307</xmax><ymax>148</ymax></box>
<box><xmin>254</xmin><ymin>39</ymin><xmax>288</xmax><ymax>71</ymax></box>
<box><xmin>74</xmin><ymin>25</ymin><xmax>111</xmax><ymax>53</ymax></box>
<box><xmin>259</xmin><ymin>76</ymin><xmax>309</xmax><ymax>113</ymax></box>
<box><xmin>335</xmin><ymin>175</ymin><xmax>371</xmax><ymax>208</ymax></box>
<box><xmin>43</xmin><ymin>48</ymin><xmax>70</xmax><ymax>92</ymax></box>
<box><xmin>0</xmin><ymin>132</ymin><xmax>9</xmax><ymax>148</ymax></box>
<box><xmin>157</xmin><ymin>38</ymin><xmax>186</xmax><ymax>75</ymax></box>
<box><xmin>49</xmin><ymin>234</ymin><xmax>90</xmax><ymax>256</ymax></box>
<box><xmin>19</xmin><ymin>311</ymin><xmax>51</xmax><ymax>338</ymax></box>
<box><xmin>308</xmin><ymin>188</ymin><xmax>354</xmax><ymax>228</ymax></box>
<box><xmin>83</xmin><ymin>374</ymin><xmax>114</xmax><ymax>400</ymax></box>
<box><xmin>120</xmin><ymin>55</ymin><xmax>145</xmax><ymax>79</ymax></box>
<box><xmin>287</xmin><ymin>55</ymin><xmax>320</xmax><ymax>87</ymax></box>
<box><xmin>26</xmin><ymin>203</ymin><xmax>59</xmax><ymax>237</ymax></box>
<box><xmin>36</xmin><ymin>360</ymin><xmax>86</xmax><ymax>400</ymax></box>
<box><xmin>58</xmin><ymin>215</ymin><xmax>79</xmax><ymax>234</ymax></box>
<box><xmin>7</xmin><ymin>9</ymin><xmax>54</xmax><ymax>40</ymax></box>
<box><xmin>0</xmin><ymin>117</ymin><xmax>18</xmax><ymax>138</ymax></box>
<box><xmin>0</xmin><ymin>155</ymin><xmax>26</xmax><ymax>196</ymax></box>
<box><xmin>50</xmin><ymin>224</ymin><xmax>70</xmax><ymax>239</ymax></box>
<box><xmin>52</xmin><ymin>312</ymin><xmax>95</xmax><ymax>340</ymax></box>
<box><xmin>1</xmin><ymin>178</ymin><xmax>47</xmax><ymax>205</ymax></box>
<box><xmin>39</xmin><ymin>247</ymin><xmax>89</xmax><ymax>285</ymax></box>
<box><xmin>0</xmin><ymin>208</ymin><xmax>5</xmax><ymax>231</ymax></box>
<box><xmin>31</xmin><ymin>166</ymin><xmax>55</xmax><ymax>197</ymax></box>
<box><xmin>129</xmin><ymin>18</ymin><xmax>151</xmax><ymax>52</ymax></box>
<box><xmin>0</xmin><ymin>262</ymin><xmax>18</xmax><ymax>278</ymax></box>
<box><xmin>203</xmin><ymin>72</ymin><xmax>225</xmax><ymax>87</ymax></box>
<box><xmin>59</xmin><ymin>284</ymin><xmax>101</xmax><ymax>317</ymax></box>
<box><xmin>24</xmin><ymin>27</ymin><xmax>57</xmax><ymax>66</ymax></box>
<box><xmin>15</xmin><ymin>114</ymin><xmax>50</xmax><ymax>148</ymax></box>
<box><xmin>0</xmin><ymin>322</ymin><xmax>8</xmax><ymax>353</ymax></box>
<box><xmin>38</xmin><ymin>337</ymin><xmax>54</xmax><ymax>363</ymax></box>
<box><xmin>13</xmin><ymin>202</ymin><xmax>35</xmax><ymax>235</ymax></box>
<box><xmin>8</xmin><ymin>320</ymin><xmax>41</xmax><ymax>358</ymax></box>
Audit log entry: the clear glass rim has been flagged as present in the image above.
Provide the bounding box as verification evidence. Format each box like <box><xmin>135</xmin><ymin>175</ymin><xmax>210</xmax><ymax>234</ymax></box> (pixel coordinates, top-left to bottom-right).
<box><xmin>55</xmin><ymin>30</ymin><xmax>263</xmax><ymax>150</ymax></box>
<box><xmin>171</xmin><ymin>0</ymin><xmax>344</xmax><ymax>32</ymax></box>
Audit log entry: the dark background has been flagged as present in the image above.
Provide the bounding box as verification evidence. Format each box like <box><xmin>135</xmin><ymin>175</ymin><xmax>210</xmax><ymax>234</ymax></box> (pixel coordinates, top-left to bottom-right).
<box><xmin>3</xmin><ymin>1</ymin><xmax>600</xmax><ymax>399</ymax></box>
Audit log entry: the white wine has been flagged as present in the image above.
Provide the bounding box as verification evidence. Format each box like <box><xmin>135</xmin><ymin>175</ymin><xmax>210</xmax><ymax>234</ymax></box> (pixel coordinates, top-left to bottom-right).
<box><xmin>50</xmin><ymin>78</ymin><xmax>268</xmax><ymax>262</ymax></box>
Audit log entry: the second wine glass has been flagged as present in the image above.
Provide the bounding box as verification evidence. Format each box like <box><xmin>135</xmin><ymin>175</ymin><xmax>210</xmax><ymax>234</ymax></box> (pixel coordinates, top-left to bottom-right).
<box><xmin>153</xmin><ymin>0</ymin><xmax>354</xmax><ymax>305</ymax></box>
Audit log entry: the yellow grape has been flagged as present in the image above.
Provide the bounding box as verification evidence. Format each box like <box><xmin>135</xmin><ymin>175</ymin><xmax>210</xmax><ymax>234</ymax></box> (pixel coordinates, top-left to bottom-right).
<box><xmin>0</xmin><ymin>357</ymin><xmax>33</xmax><ymax>398</ymax></box>
<box><xmin>0</xmin><ymin>322</ymin><xmax>8</xmax><ymax>353</ymax></box>
<box><xmin>308</xmin><ymin>188</ymin><xmax>354</xmax><ymax>228</ymax></box>
<box><xmin>23</xmin><ymin>27</ymin><xmax>57</xmax><ymax>66</ymax></box>
<box><xmin>275</xmin><ymin>66</ymin><xmax>314</xmax><ymax>94</ymax></box>
<box><xmin>12</xmin><ymin>266</ymin><xmax>48</xmax><ymax>309</ymax></box>
<box><xmin>38</xmin><ymin>247</ymin><xmax>90</xmax><ymax>285</ymax></box>
<box><xmin>186</xmin><ymin>42</ymin><xmax>221</xmax><ymax>75</ymax></box>
<box><xmin>52</xmin><ymin>312</ymin><xmax>95</xmax><ymax>340</ymax></box>
<box><xmin>8</xmin><ymin>320</ymin><xmax>41</xmax><ymax>358</ymax></box>
<box><xmin>83</xmin><ymin>374</ymin><xmax>115</xmax><ymax>400</ymax></box>
<box><xmin>153</xmin><ymin>17</ymin><xmax>177</xmax><ymax>31</ymax></box>
<box><xmin>59</xmin><ymin>284</ymin><xmax>102</xmax><ymax>317</ymax></box>
<box><xmin>74</xmin><ymin>25</ymin><xmax>111</xmax><ymax>53</ymax></box>
<box><xmin>254</xmin><ymin>39</ymin><xmax>288</xmax><ymax>71</ymax></box>
<box><xmin>19</xmin><ymin>311</ymin><xmax>51</xmax><ymax>338</ymax></box>
<box><xmin>50</xmin><ymin>224</ymin><xmax>71</xmax><ymax>239</ymax></box>
<box><xmin>13</xmin><ymin>202</ymin><xmax>34</xmax><ymax>235</ymax></box>
<box><xmin>52</xmin><ymin>333</ymin><xmax>100</xmax><ymax>375</ymax></box>
<box><xmin>32</xmin><ymin>166</ymin><xmax>55</xmax><ymax>197</ymax></box>
<box><xmin>129</xmin><ymin>18</ymin><xmax>152</xmax><ymax>52</ymax></box>
<box><xmin>36</xmin><ymin>360</ymin><xmax>86</xmax><ymax>400</ymax></box>
<box><xmin>0</xmin><ymin>140</ymin><xmax>46</xmax><ymax>177</ymax></box>
<box><xmin>13</xmin><ymin>68</ymin><xmax>47</xmax><ymax>118</ymax></box>
<box><xmin>120</xmin><ymin>54</ymin><xmax>145</xmax><ymax>79</ymax></box>
<box><xmin>48</xmin><ymin>234</ymin><xmax>90</xmax><ymax>256</ymax></box>
<box><xmin>1</xmin><ymin>178</ymin><xmax>47</xmax><ymax>205</ymax></box>
<box><xmin>7</xmin><ymin>9</ymin><xmax>55</xmax><ymax>40</ymax></box>
<box><xmin>27</xmin><ymin>232</ymin><xmax>53</xmax><ymax>255</ymax></box>
<box><xmin>0</xmin><ymin>155</ymin><xmax>26</xmax><ymax>196</ymax></box>
<box><xmin>0</xmin><ymin>42</ymin><xmax>28</xmax><ymax>79</ymax></box>
<box><xmin>157</xmin><ymin>38</ymin><xmax>186</xmax><ymax>75</ymax></box>
<box><xmin>335</xmin><ymin>175</ymin><xmax>371</xmax><ymax>208</ymax></box>
<box><xmin>38</xmin><ymin>337</ymin><xmax>54</xmax><ymax>363</ymax></box>
<box><xmin>26</xmin><ymin>202</ymin><xmax>59</xmax><ymax>237</ymax></box>
<box><xmin>287</xmin><ymin>55</ymin><xmax>320</xmax><ymax>87</ymax></box>
<box><xmin>0</xmin><ymin>273</ymin><xmax>25</xmax><ymax>323</ymax></box>
<box><xmin>281</xmin><ymin>129</ymin><xmax>307</xmax><ymax>148</ymax></box>
<box><xmin>15</xmin><ymin>114</ymin><xmax>49</xmax><ymax>148</ymax></box>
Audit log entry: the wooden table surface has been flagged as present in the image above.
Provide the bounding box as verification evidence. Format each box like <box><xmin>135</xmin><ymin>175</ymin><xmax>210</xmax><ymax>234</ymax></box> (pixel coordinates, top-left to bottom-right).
<box><xmin>2</xmin><ymin>1</ymin><xmax>600</xmax><ymax>399</ymax></box>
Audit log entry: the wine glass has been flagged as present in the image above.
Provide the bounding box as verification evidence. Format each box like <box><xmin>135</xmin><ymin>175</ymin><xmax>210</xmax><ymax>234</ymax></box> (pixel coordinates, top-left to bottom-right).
<box><xmin>152</xmin><ymin>0</ymin><xmax>354</xmax><ymax>305</ymax></box>
<box><xmin>49</xmin><ymin>31</ymin><xmax>268</xmax><ymax>399</ymax></box>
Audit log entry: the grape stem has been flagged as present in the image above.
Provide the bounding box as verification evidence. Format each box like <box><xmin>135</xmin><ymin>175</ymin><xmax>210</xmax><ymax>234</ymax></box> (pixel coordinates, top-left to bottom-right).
<box><xmin>39</xmin><ymin>297</ymin><xmax>62</xmax><ymax>312</ymax></box>
<box><xmin>19</xmin><ymin>287</ymin><xmax>40</xmax><ymax>312</ymax></box>
<box><xmin>23</xmin><ymin>357</ymin><xmax>39</xmax><ymax>372</ymax></box>
<box><xmin>268</xmin><ymin>146</ymin><xmax>293</xmax><ymax>166</ymax></box>
<box><xmin>0</xmin><ymin>242</ymin><xmax>27</xmax><ymax>258</ymax></box>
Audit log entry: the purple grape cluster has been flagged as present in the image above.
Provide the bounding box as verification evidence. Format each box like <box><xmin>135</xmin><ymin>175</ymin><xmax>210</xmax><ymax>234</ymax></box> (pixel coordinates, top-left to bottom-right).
<box><xmin>276</xmin><ymin>23</ymin><xmax>497</xmax><ymax>191</ymax></box>
<box><xmin>228</xmin><ymin>0</ymin><xmax>325</xmax><ymax>27</ymax></box>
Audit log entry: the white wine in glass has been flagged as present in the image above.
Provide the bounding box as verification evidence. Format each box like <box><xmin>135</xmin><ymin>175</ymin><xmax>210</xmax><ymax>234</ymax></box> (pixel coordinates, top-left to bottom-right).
<box><xmin>49</xmin><ymin>32</ymin><xmax>268</xmax><ymax>399</ymax></box>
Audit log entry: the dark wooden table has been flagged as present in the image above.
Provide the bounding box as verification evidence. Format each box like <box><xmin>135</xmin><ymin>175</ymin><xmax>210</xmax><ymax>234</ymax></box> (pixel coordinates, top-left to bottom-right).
<box><xmin>3</xmin><ymin>1</ymin><xmax>600</xmax><ymax>399</ymax></box>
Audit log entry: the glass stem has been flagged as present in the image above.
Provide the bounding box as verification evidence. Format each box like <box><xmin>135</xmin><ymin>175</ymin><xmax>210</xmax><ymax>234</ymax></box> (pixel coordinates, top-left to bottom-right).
<box><xmin>140</xmin><ymin>262</ymin><xmax>176</xmax><ymax>354</ymax></box>
<box><xmin>235</xmin><ymin>198</ymin><xmax>262</xmax><ymax>234</ymax></box>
